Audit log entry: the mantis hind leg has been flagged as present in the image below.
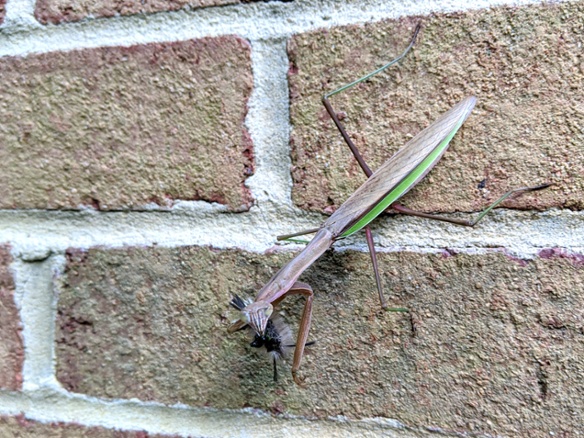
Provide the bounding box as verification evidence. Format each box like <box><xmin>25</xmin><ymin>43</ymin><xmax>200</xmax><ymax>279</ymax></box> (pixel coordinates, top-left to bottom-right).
<box><xmin>391</xmin><ymin>183</ymin><xmax>551</xmax><ymax>226</ymax></box>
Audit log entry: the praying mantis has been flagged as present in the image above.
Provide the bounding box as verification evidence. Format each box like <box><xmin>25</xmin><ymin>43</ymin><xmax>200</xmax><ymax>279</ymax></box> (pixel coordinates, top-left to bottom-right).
<box><xmin>229</xmin><ymin>24</ymin><xmax>550</xmax><ymax>385</ymax></box>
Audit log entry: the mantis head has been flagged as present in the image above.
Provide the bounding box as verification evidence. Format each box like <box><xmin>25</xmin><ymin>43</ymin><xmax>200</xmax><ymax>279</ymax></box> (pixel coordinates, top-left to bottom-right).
<box><xmin>241</xmin><ymin>301</ymin><xmax>273</xmax><ymax>336</ymax></box>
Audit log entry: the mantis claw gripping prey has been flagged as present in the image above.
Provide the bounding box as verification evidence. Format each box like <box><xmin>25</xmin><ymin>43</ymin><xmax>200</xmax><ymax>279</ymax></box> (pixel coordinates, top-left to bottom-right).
<box><xmin>229</xmin><ymin>24</ymin><xmax>550</xmax><ymax>386</ymax></box>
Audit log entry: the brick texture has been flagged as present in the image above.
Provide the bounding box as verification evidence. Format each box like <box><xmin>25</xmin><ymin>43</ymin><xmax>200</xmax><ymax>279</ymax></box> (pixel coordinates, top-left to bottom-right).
<box><xmin>0</xmin><ymin>0</ymin><xmax>6</xmax><ymax>25</ymax></box>
<box><xmin>56</xmin><ymin>245</ymin><xmax>583</xmax><ymax>436</ymax></box>
<box><xmin>289</xmin><ymin>2</ymin><xmax>583</xmax><ymax>214</ymax></box>
<box><xmin>0</xmin><ymin>36</ymin><xmax>253</xmax><ymax>211</ymax></box>
<box><xmin>0</xmin><ymin>245</ymin><xmax>24</xmax><ymax>391</ymax></box>
<box><xmin>34</xmin><ymin>0</ymin><xmax>272</xmax><ymax>24</ymax></box>
<box><xmin>0</xmin><ymin>414</ymin><xmax>177</xmax><ymax>437</ymax></box>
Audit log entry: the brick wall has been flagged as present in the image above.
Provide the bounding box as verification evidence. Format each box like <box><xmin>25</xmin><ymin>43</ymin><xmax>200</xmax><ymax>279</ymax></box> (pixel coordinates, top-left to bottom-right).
<box><xmin>0</xmin><ymin>0</ymin><xmax>582</xmax><ymax>436</ymax></box>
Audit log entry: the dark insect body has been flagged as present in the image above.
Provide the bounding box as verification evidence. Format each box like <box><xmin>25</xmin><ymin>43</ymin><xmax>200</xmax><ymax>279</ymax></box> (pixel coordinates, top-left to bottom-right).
<box><xmin>231</xmin><ymin>295</ymin><xmax>313</xmax><ymax>381</ymax></box>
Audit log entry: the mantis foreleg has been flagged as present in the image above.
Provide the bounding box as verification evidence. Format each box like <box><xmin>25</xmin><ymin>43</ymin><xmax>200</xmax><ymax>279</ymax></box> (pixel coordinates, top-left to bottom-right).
<box><xmin>272</xmin><ymin>281</ymin><xmax>313</xmax><ymax>386</ymax></box>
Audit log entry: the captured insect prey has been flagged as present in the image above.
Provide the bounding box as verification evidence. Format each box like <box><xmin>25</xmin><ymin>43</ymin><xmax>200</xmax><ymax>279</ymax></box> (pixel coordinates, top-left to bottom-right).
<box><xmin>230</xmin><ymin>295</ymin><xmax>314</xmax><ymax>382</ymax></box>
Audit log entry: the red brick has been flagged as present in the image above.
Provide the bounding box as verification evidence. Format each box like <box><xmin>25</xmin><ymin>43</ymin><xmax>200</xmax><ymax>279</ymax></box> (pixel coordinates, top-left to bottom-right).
<box><xmin>0</xmin><ymin>0</ymin><xmax>6</xmax><ymax>25</ymax></box>
<box><xmin>0</xmin><ymin>37</ymin><xmax>253</xmax><ymax>211</ymax></box>
<box><xmin>34</xmin><ymin>0</ymin><xmax>272</xmax><ymax>24</ymax></box>
<box><xmin>0</xmin><ymin>245</ymin><xmax>24</xmax><ymax>391</ymax></box>
<box><xmin>289</xmin><ymin>2</ymin><xmax>583</xmax><ymax>214</ymax></box>
<box><xmin>0</xmin><ymin>414</ymin><xmax>176</xmax><ymax>437</ymax></box>
<box><xmin>56</xmin><ymin>245</ymin><xmax>583</xmax><ymax>435</ymax></box>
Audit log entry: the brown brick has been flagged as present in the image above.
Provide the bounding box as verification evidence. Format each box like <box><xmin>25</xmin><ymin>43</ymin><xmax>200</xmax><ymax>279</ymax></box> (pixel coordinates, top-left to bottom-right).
<box><xmin>0</xmin><ymin>37</ymin><xmax>253</xmax><ymax>211</ymax></box>
<box><xmin>0</xmin><ymin>0</ymin><xmax>6</xmax><ymax>25</ymax></box>
<box><xmin>289</xmin><ymin>2</ymin><xmax>583</xmax><ymax>215</ymax></box>
<box><xmin>56</xmin><ymin>245</ymin><xmax>583</xmax><ymax>436</ymax></box>
<box><xmin>0</xmin><ymin>414</ymin><xmax>176</xmax><ymax>437</ymax></box>
<box><xmin>34</xmin><ymin>0</ymin><xmax>274</xmax><ymax>24</ymax></box>
<box><xmin>0</xmin><ymin>245</ymin><xmax>24</xmax><ymax>391</ymax></box>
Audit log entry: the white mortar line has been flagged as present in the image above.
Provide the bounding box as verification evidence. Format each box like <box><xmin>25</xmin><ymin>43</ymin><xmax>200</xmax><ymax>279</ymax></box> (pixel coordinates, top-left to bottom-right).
<box><xmin>0</xmin><ymin>390</ymin><xmax>425</xmax><ymax>437</ymax></box>
<box><xmin>245</xmin><ymin>38</ymin><xmax>294</xmax><ymax>208</ymax></box>
<box><xmin>0</xmin><ymin>209</ymin><xmax>582</xmax><ymax>259</ymax></box>
<box><xmin>0</xmin><ymin>0</ymin><xmax>565</xmax><ymax>56</ymax></box>
<box><xmin>11</xmin><ymin>255</ymin><xmax>64</xmax><ymax>391</ymax></box>
<box><xmin>1</xmin><ymin>0</ymin><xmax>38</xmax><ymax>28</ymax></box>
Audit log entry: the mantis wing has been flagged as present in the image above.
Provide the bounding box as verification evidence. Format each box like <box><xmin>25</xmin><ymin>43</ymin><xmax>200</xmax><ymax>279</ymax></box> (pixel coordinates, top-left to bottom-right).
<box><xmin>323</xmin><ymin>96</ymin><xmax>477</xmax><ymax>238</ymax></box>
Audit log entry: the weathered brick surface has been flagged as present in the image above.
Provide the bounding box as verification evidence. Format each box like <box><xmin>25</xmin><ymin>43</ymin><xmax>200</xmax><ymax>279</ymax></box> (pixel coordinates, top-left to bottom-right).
<box><xmin>289</xmin><ymin>2</ymin><xmax>583</xmax><ymax>214</ymax></box>
<box><xmin>33</xmin><ymin>0</ymin><xmax>269</xmax><ymax>24</ymax></box>
<box><xmin>0</xmin><ymin>245</ymin><xmax>23</xmax><ymax>391</ymax></box>
<box><xmin>0</xmin><ymin>0</ymin><xmax>6</xmax><ymax>25</ymax></box>
<box><xmin>0</xmin><ymin>37</ymin><xmax>253</xmax><ymax>211</ymax></box>
<box><xmin>0</xmin><ymin>414</ymin><xmax>176</xmax><ymax>437</ymax></box>
<box><xmin>56</xmin><ymin>244</ymin><xmax>583</xmax><ymax>436</ymax></box>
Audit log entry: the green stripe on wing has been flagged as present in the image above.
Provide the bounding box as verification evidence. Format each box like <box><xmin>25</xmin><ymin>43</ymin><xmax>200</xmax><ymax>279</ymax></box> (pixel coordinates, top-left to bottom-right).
<box><xmin>340</xmin><ymin>115</ymin><xmax>467</xmax><ymax>238</ymax></box>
